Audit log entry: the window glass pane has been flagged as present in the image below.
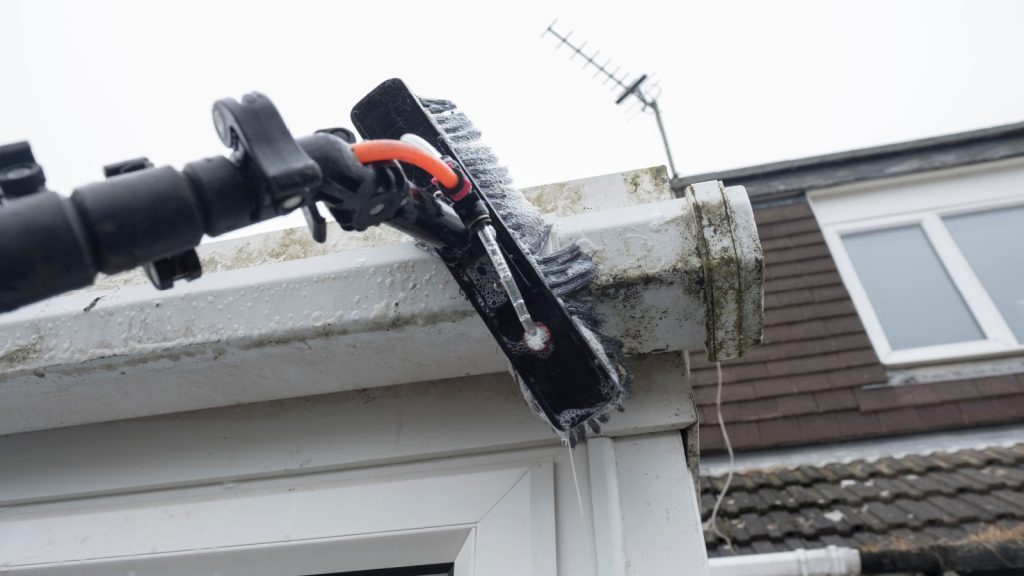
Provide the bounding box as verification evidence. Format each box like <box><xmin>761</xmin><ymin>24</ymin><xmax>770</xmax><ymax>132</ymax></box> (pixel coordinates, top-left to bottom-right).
<box><xmin>843</xmin><ymin>225</ymin><xmax>983</xmax><ymax>350</ymax></box>
<box><xmin>945</xmin><ymin>205</ymin><xmax>1024</xmax><ymax>342</ymax></box>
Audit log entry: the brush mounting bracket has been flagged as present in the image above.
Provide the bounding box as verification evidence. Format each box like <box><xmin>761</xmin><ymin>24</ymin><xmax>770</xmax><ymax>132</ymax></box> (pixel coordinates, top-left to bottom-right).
<box><xmin>212</xmin><ymin>93</ymin><xmax>323</xmax><ymax>216</ymax></box>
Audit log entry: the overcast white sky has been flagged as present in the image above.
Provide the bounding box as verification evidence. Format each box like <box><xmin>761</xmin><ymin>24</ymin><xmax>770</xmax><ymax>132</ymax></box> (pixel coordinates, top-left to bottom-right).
<box><xmin>4</xmin><ymin>1</ymin><xmax>1023</xmax><ymax>220</ymax></box>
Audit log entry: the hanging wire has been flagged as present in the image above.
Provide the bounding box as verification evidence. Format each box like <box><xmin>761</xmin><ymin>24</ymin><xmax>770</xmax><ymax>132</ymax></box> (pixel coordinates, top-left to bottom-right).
<box><xmin>705</xmin><ymin>361</ymin><xmax>735</xmax><ymax>552</ymax></box>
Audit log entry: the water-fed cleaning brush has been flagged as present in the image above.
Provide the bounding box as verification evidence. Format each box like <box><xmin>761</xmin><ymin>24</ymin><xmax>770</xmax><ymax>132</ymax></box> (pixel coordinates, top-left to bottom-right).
<box><xmin>0</xmin><ymin>80</ymin><xmax>633</xmax><ymax>446</ymax></box>
<box><xmin>352</xmin><ymin>79</ymin><xmax>632</xmax><ymax>444</ymax></box>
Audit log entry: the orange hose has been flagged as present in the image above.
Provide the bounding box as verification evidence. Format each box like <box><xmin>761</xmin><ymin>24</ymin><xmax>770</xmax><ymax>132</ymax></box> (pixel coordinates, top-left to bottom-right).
<box><xmin>350</xmin><ymin>140</ymin><xmax>460</xmax><ymax>189</ymax></box>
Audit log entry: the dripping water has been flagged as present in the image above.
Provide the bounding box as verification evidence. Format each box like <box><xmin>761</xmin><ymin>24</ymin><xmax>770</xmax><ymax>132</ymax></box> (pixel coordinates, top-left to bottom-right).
<box><xmin>564</xmin><ymin>436</ymin><xmax>586</xmax><ymax>517</ymax></box>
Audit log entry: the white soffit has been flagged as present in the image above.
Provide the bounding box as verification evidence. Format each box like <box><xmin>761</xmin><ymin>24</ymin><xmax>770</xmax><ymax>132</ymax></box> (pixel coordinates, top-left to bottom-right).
<box><xmin>0</xmin><ymin>353</ymin><xmax>694</xmax><ymax>505</ymax></box>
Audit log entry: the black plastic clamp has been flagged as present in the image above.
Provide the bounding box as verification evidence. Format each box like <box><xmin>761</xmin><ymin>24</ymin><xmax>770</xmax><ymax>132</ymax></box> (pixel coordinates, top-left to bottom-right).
<box><xmin>102</xmin><ymin>157</ymin><xmax>203</xmax><ymax>291</ymax></box>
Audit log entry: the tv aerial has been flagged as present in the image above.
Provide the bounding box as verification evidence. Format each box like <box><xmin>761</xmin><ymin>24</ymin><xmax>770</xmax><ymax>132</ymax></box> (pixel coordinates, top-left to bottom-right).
<box><xmin>543</xmin><ymin>20</ymin><xmax>679</xmax><ymax>178</ymax></box>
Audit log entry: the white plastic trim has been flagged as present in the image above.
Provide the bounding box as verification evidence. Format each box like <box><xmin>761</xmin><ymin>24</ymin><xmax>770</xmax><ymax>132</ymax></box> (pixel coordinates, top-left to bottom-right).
<box><xmin>0</xmin><ymin>429</ymin><xmax>708</xmax><ymax>576</ymax></box>
<box><xmin>0</xmin><ymin>353</ymin><xmax>695</xmax><ymax>506</ymax></box>
<box><xmin>709</xmin><ymin>546</ymin><xmax>861</xmax><ymax>576</ymax></box>
<box><xmin>0</xmin><ymin>450</ymin><xmax>556</xmax><ymax>575</ymax></box>
<box><xmin>809</xmin><ymin>159</ymin><xmax>1024</xmax><ymax>226</ymax></box>
<box><xmin>586</xmin><ymin>437</ymin><xmax>627</xmax><ymax>576</ymax></box>
<box><xmin>810</xmin><ymin>161</ymin><xmax>1024</xmax><ymax>366</ymax></box>
<box><xmin>615</xmin><ymin>433</ymin><xmax>710</xmax><ymax>575</ymax></box>
<box><xmin>920</xmin><ymin>214</ymin><xmax>1017</xmax><ymax>346</ymax></box>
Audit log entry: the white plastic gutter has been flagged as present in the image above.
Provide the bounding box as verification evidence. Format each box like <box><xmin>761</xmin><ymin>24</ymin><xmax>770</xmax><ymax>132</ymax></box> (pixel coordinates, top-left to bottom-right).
<box><xmin>0</xmin><ymin>169</ymin><xmax>763</xmax><ymax>435</ymax></box>
<box><xmin>709</xmin><ymin>547</ymin><xmax>862</xmax><ymax>576</ymax></box>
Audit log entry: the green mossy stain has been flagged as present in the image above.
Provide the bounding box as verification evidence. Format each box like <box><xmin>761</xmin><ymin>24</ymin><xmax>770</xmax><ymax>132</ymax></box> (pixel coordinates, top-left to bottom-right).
<box><xmin>526</xmin><ymin>181</ymin><xmax>585</xmax><ymax>216</ymax></box>
<box><xmin>0</xmin><ymin>341</ymin><xmax>42</xmax><ymax>369</ymax></box>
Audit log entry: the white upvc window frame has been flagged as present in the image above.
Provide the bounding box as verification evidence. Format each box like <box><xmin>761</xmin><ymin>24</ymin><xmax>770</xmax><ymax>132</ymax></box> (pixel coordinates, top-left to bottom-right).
<box><xmin>0</xmin><ymin>450</ymin><xmax>558</xmax><ymax>576</ymax></box>
<box><xmin>0</xmin><ymin>430</ymin><xmax>708</xmax><ymax>576</ymax></box>
<box><xmin>811</xmin><ymin>159</ymin><xmax>1024</xmax><ymax>367</ymax></box>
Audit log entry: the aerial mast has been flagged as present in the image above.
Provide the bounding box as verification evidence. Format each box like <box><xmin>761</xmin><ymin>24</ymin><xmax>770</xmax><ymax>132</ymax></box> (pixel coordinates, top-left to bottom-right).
<box><xmin>543</xmin><ymin>20</ymin><xmax>679</xmax><ymax>178</ymax></box>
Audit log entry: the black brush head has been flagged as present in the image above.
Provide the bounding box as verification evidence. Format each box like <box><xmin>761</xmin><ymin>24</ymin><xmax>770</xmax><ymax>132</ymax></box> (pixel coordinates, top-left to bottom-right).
<box><xmin>351</xmin><ymin>79</ymin><xmax>630</xmax><ymax>437</ymax></box>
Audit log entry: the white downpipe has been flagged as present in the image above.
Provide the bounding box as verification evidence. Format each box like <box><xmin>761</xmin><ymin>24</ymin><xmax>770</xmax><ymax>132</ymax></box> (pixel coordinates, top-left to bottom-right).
<box><xmin>709</xmin><ymin>546</ymin><xmax>861</xmax><ymax>576</ymax></box>
<box><xmin>587</xmin><ymin>437</ymin><xmax>628</xmax><ymax>576</ymax></box>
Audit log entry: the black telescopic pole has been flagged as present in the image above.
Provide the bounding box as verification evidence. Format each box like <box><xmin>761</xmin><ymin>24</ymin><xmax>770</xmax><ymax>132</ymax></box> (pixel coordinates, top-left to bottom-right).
<box><xmin>0</xmin><ymin>156</ymin><xmax>252</xmax><ymax>313</ymax></box>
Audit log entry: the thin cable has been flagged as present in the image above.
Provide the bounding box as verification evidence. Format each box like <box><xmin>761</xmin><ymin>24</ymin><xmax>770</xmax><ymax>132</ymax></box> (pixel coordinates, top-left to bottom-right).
<box><xmin>477</xmin><ymin>224</ymin><xmax>550</xmax><ymax>352</ymax></box>
<box><xmin>566</xmin><ymin>441</ymin><xmax>585</xmax><ymax>518</ymax></box>
<box><xmin>706</xmin><ymin>360</ymin><xmax>735</xmax><ymax>552</ymax></box>
<box><xmin>350</xmin><ymin>140</ymin><xmax>459</xmax><ymax>189</ymax></box>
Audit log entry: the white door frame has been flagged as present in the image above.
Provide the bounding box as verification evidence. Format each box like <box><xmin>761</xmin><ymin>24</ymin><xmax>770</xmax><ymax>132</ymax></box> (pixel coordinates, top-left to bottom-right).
<box><xmin>0</xmin><ymin>432</ymin><xmax>707</xmax><ymax>576</ymax></box>
<box><xmin>0</xmin><ymin>451</ymin><xmax>556</xmax><ymax>576</ymax></box>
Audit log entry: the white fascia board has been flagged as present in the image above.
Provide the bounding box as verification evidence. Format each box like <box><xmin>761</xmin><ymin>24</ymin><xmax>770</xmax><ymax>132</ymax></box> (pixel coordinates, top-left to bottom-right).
<box><xmin>0</xmin><ymin>167</ymin><xmax>761</xmax><ymax>435</ymax></box>
<box><xmin>809</xmin><ymin>158</ymin><xmax>1024</xmax><ymax>226</ymax></box>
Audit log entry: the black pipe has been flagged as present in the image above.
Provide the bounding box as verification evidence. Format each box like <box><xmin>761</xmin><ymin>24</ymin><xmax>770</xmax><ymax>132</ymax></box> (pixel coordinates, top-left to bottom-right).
<box><xmin>71</xmin><ymin>166</ymin><xmax>205</xmax><ymax>275</ymax></box>
<box><xmin>0</xmin><ymin>146</ymin><xmax>470</xmax><ymax>313</ymax></box>
<box><xmin>0</xmin><ymin>157</ymin><xmax>258</xmax><ymax>313</ymax></box>
<box><xmin>0</xmin><ymin>191</ymin><xmax>97</xmax><ymax>311</ymax></box>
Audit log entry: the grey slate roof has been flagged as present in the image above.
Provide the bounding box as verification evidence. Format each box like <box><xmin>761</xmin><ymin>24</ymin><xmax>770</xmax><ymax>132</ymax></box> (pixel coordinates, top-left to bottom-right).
<box><xmin>701</xmin><ymin>444</ymin><xmax>1024</xmax><ymax>565</ymax></box>
<box><xmin>673</xmin><ymin>121</ymin><xmax>1024</xmax><ymax>204</ymax></box>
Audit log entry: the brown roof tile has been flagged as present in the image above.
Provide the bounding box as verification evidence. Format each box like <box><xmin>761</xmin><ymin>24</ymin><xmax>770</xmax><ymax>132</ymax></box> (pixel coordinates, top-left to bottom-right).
<box><xmin>751</xmin><ymin>374</ymin><xmax>832</xmax><ymax>398</ymax></box>
<box><xmin>758</xmin><ymin>217</ymin><xmax>824</xmax><ymax>239</ymax></box>
<box><xmin>724</xmin><ymin>420</ymin><xmax>765</xmax><ymax>446</ymax></box>
<box><xmin>973</xmin><ymin>375</ymin><xmax>1024</xmax><ymax>396</ymax></box>
<box><xmin>777</xmin><ymin>394</ymin><xmax>819</xmax><ymax>417</ymax></box>
<box><xmin>959</xmin><ymin>398</ymin><xmax>1024</xmax><ymax>425</ymax></box>
<box><xmin>764</xmin><ymin>289</ymin><xmax>814</xmax><ymax>309</ymax></box>
<box><xmin>754</xmin><ymin>202</ymin><xmax>814</xmax><ymax>224</ymax></box>
<box><xmin>765</xmin><ymin>257</ymin><xmax>840</xmax><ymax>281</ymax></box>
<box><xmin>756</xmin><ymin>419</ymin><xmax>804</xmax><ymax>447</ymax></box>
<box><xmin>765</xmin><ymin>355</ymin><xmax>843</xmax><ymax>378</ymax></box>
<box><xmin>824</xmin><ymin>365</ymin><xmax>888</xmax><ymax>388</ymax></box>
<box><xmin>797</xmin><ymin>413</ymin><xmax>841</xmax><ymax>441</ymax></box>
<box><xmin>915</xmin><ymin>403</ymin><xmax>966</xmax><ymax>428</ymax></box>
<box><xmin>764</xmin><ymin>243</ymin><xmax>831</xmax><ymax>265</ymax></box>
<box><xmin>810</xmin><ymin>284</ymin><xmax>852</xmax><ymax>302</ymax></box>
<box><xmin>813</xmin><ymin>389</ymin><xmax>858</xmax><ymax>411</ymax></box>
<box><xmin>876</xmin><ymin>407</ymin><xmax>924</xmax><ymax>434</ymax></box>
<box><xmin>766</xmin><ymin>271</ymin><xmax>845</xmax><ymax>293</ymax></box>
<box><xmin>833</xmin><ymin>411</ymin><xmax>881</xmax><ymax>437</ymax></box>
<box><xmin>759</xmin><ymin>231</ymin><xmax>826</xmax><ymax>251</ymax></box>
